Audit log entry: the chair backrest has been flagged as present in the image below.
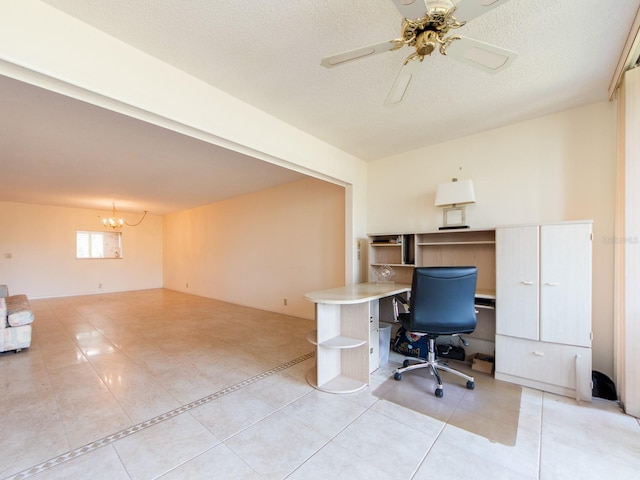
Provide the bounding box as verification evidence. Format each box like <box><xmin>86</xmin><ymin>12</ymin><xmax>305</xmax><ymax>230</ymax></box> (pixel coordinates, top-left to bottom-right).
<box><xmin>408</xmin><ymin>266</ymin><xmax>478</xmax><ymax>335</ymax></box>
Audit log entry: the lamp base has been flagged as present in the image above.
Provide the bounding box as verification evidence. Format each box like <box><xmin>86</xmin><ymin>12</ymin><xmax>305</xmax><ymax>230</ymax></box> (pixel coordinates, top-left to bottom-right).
<box><xmin>438</xmin><ymin>225</ymin><xmax>470</xmax><ymax>230</ymax></box>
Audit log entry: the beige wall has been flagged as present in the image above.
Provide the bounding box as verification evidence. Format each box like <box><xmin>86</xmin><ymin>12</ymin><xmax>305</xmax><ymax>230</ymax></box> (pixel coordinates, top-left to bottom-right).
<box><xmin>163</xmin><ymin>178</ymin><xmax>345</xmax><ymax>319</ymax></box>
<box><xmin>0</xmin><ymin>202</ymin><xmax>163</xmax><ymax>298</ymax></box>
<box><xmin>367</xmin><ymin>101</ymin><xmax>617</xmax><ymax>377</ymax></box>
<box><xmin>0</xmin><ymin>1</ymin><xmax>623</xmax><ymax>377</ymax></box>
<box><xmin>0</xmin><ymin>0</ymin><xmax>368</xmax><ymax>285</ymax></box>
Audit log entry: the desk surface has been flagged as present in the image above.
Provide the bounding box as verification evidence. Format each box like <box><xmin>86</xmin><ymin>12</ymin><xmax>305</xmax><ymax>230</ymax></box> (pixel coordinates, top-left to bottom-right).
<box><xmin>305</xmin><ymin>283</ymin><xmax>496</xmax><ymax>305</ymax></box>
<box><xmin>304</xmin><ymin>282</ymin><xmax>411</xmax><ymax>305</ymax></box>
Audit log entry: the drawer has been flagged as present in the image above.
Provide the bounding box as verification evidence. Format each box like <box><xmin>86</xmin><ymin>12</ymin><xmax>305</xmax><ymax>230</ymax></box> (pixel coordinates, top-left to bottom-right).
<box><xmin>495</xmin><ymin>335</ymin><xmax>591</xmax><ymax>390</ymax></box>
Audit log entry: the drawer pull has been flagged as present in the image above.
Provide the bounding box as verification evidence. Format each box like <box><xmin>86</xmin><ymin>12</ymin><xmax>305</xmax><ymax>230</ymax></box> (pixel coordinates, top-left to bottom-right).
<box><xmin>533</xmin><ymin>351</ymin><xmax>545</xmax><ymax>356</ymax></box>
<box><xmin>545</xmin><ymin>282</ymin><xmax>559</xmax><ymax>286</ymax></box>
<box><xmin>521</xmin><ymin>281</ymin><xmax>534</xmax><ymax>285</ymax></box>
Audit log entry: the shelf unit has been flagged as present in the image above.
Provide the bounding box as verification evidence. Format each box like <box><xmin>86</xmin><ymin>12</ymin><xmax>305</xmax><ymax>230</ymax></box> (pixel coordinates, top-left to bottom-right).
<box><xmin>415</xmin><ymin>230</ymin><xmax>496</xmax><ymax>296</ymax></box>
<box><xmin>368</xmin><ymin>228</ymin><xmax>497</xmax><ymax>356</ymax></box>
<box><xmin>304</xmin><ymin>283</ymin><xmax>410</xmax><ymax>393</ymax></box>
<box><xmin>369</xmin><ymin>230</ymin><xmax>495</xmax><ymax>289</ymax></box>
<box><xmin>369</xmin><ymin>234</ymin><xmax>415</xmax><ymax>284</ymax></box>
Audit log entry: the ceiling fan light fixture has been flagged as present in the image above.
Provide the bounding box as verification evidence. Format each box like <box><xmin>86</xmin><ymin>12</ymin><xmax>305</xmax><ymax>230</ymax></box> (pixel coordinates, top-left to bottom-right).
<box><xmin>416</xmin><ymin>30</ymin><xmax>438</xmax><ymax>56</ymax></box>
<box><xmin>321</xmin><ymin>0</ymin><xmax>517</xmax><ymax>104</ymax></box>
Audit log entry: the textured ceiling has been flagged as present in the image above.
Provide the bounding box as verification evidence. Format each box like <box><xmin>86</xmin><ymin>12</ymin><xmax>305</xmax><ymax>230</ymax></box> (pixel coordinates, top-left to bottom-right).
<box><xmin>40</xmin><ymin>0</ymin><xmax>640</xmax><ymax>160</ymax></box>
<box><xmin>0</xmin><ymin>75</ymin><xmax>306</xmax><ymax>214</ymax></box>
<box><xmin>1</xmin><ymin>0</ymin><xmax>639</xmax><ymax>215</ymax></box>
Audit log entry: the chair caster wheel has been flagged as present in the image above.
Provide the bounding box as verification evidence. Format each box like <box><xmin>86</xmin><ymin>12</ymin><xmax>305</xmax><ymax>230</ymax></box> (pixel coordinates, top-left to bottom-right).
<box><xmin>466</xmin><ymin>381</ymin><xmax>475</xmax><ymax>390</ymax></box>
<box><xmin>394</xmin><ymin>372</ymin><xmax>402</xmax><ymax>381</ymax></box>
<box><xmin>402</xmin><ymin>359</ymin><xmax>410</xmax><ymax>367</ymax></box>
<box><xmin>435</xmin><ymin>388</ymin><xmax>444</xmax><ymax>398</ymax></box>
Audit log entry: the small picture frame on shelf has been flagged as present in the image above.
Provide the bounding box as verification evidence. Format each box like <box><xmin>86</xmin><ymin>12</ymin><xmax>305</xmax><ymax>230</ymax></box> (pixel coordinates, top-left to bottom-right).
<box><xmin>440</xmin><ymin>206</ymin><xmax>470</xmax><ymax>230</ymax></box>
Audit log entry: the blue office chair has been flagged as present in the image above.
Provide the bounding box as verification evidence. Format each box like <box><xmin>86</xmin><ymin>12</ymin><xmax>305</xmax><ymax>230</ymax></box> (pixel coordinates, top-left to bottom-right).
<box><xmin>393</xmin><ymin>266</ymin><xmax>478</xmax><ymax>398</ymax></box>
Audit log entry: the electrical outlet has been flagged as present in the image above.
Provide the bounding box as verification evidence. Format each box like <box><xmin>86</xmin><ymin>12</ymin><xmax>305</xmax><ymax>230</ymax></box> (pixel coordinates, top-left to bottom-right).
<box><xmin>283</xmin><ymin>298</ymin><xmax>288</xmax><ymax>306</ymax></box>
<box><xmin>98</xmin><ymin>283</ymin><xmax>102</xmax><ymax>289</ymax></box>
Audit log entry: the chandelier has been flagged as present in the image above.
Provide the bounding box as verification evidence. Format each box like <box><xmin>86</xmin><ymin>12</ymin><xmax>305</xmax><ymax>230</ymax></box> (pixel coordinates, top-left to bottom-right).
<box><xmin>102</xmin><ymin>203</ymin><xmax>147</xmax><ymax>229</ymax></box>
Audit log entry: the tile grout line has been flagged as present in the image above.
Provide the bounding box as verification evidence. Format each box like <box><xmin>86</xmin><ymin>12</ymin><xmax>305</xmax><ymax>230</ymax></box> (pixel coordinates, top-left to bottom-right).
<box><xmin>3</xmin><ymin>352</ymin><xmax>315</xmax><ymax>480</ymax></box>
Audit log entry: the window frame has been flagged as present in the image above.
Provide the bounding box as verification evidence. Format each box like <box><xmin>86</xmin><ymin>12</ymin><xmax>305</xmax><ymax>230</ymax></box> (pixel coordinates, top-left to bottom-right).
<box><xmin>76</xmin><ymin>230</ymin><xmax>123</xmax><ymax>259</ymax></box>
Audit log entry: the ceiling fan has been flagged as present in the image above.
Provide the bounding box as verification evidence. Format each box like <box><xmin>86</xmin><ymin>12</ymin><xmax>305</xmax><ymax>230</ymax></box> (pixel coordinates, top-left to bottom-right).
<box><xmin>320</xmin><ymin>0</ymin><xmax>517</xmax><ymax>105</ymax></box>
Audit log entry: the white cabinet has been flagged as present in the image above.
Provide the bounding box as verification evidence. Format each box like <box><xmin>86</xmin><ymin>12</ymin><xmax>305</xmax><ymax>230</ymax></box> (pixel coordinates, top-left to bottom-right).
<box><xmin>369</xmin><ymin>299</ymin><xmax>380</xmax><ymax>374</ymax></box>
<box><xmin>495</xmin><ymin>222</ymin><xmax>592</xmax><ymax>401</ymax></box>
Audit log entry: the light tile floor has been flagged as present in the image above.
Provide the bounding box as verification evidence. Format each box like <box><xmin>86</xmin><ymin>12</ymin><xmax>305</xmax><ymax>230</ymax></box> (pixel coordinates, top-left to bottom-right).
<box><xmin>1</xmin><ymin>289</ymin><xmax>638</xmax><ymax>479</ymax></box>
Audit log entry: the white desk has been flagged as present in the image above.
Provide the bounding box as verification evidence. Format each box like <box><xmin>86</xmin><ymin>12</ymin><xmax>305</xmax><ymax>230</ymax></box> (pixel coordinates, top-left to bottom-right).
<box><xmin>304</xmin><ymin>282</ymin><xmax>411</xmax><ymax>393</ymax></box>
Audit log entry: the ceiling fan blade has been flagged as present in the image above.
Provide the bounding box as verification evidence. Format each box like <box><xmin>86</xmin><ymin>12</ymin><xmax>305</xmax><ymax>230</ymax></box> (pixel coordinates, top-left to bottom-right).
<box><xmin>445</xmin><ymin>37</ymin><xmax>516</xmax><ymax>73</ymax></box>
<box><xmin>391</xmin><ymin>0</ymin><xmax>427</xmax><ymax>20</ymax></box>
<box><xmin>453</xmin><ymin>0</ymin><xmax>513</xmax><ymax>22</ymax></box>
<box><xmin>321</xmin><ymin>40</ymin><xmax>400</xmax><ymax>67</ymax></box>
<box><xmin>384</xmin><ymin>59</ymin><xmax>422</xmax><ymax>106</ymax></box>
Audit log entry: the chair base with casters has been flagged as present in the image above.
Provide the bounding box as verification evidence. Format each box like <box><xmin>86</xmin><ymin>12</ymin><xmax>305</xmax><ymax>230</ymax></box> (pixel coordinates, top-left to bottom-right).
<box><xmin>393</xmin><ymin>334</ymin><xmax>474</xmax><ymax>398</ymax></box>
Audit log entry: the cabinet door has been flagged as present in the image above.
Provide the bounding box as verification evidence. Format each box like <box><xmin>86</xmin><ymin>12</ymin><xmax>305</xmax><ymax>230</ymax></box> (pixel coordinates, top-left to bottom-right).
<box><xmin>540</xmin><ymin>223</ymin><xmax>592</xmax><ymax>347</ymax></box>
<box><xmin>496</xmin><ymin>225</ymin><xmax>540</xmax><ymax>340</ymax></box>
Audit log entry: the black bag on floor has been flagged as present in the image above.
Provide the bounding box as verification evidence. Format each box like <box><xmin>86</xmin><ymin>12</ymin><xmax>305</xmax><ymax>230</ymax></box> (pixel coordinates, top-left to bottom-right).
<box><xmin>392</xmin><ymin>326</ymin><xmax>429</xmax><ymax>358</ymax></box>
<box><xmin>592</xmin><ymin>371</ymin><xmax>617</xmax><ymax>400</ymax></box>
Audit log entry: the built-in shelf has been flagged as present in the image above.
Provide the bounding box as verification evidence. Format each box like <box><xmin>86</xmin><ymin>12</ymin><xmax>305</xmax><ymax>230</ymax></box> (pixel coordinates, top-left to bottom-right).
<box><xmin>475</xmin><ymin>304</ymin><xmax>496</xmax><ymax>310</ymax></box>
<box><xmin>417</xmin><ymin>241</ymin><xmax>496</xmax><ymax>246</ymax></box>
<box><xmin>370</xmin><ymin>263</ymin><xmax>414</xmax><ymax>268</ymax></box>
<box><xmin>305</xmin><ymin>369</ymin><xmax>367</xmax><ymax>394</ymax></box>
<box><xmin>307</xmin><ymin>330</ymin><xmax>366</xmax><ymax>349</ymax></box>
<box><xmin>369</xmin><ymin>229</ymin><xmax>497</xmax><ymax>289</ymax></box>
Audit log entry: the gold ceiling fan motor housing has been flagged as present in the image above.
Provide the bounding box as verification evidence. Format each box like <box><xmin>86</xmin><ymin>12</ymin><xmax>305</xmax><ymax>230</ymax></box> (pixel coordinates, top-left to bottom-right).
<box><xmin>401</xmin><ymin>7</ymin><xmax>465</xmax><ymax>61</ymax></box>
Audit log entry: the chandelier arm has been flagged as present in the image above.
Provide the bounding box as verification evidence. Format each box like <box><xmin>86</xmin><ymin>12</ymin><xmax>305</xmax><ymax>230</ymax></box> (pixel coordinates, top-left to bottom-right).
<box><xmin>124</xmin><ymin>210</ymin><xmax>148</xmax><ymax>227</ymax></box>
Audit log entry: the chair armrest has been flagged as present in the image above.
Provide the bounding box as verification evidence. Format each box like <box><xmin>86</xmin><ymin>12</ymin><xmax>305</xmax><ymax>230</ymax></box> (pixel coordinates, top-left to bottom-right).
<box><xmin>392</xmin><ymin>295</ymin><xmax>410</xmax><ymax>322</ymax></box>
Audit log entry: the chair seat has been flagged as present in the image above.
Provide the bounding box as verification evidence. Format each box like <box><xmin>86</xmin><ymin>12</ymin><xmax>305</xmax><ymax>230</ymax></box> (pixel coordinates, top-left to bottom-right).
<box><xmin>398</xmin><ymin>314</ymin><xmax>474</xmax><ymax>336</ymax></box>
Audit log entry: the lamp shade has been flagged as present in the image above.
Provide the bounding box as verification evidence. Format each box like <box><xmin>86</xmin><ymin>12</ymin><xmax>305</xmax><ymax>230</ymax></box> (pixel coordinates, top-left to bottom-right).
<box><xmin>434</xmin><ymin>179</ymin><xmax>476</xmax><ymax>206</ymax></box>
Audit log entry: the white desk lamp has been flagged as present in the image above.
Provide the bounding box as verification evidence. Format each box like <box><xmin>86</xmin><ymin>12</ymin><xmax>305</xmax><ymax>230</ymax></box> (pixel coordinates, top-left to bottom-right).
<box><xmin>434</xmin><ymin>178</ymin><xmax>476</xmax><ymax>230</ymax></box>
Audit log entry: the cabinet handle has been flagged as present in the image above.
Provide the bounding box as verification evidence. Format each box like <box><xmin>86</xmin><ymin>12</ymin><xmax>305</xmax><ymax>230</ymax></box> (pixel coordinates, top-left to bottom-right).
<box><xmin>533</xmin><ymin>351</ymin><xmax>545</xmax><ymax>356</ymax></box>
<box><xmin>545</xmin><ymin>282</ymin><xmax>559</xmax><ymax>286</ymax></box>
<box><xmin>521</xmin><ymin>281</ymin><xmax>534</xmax><ymax>285</ymax></box>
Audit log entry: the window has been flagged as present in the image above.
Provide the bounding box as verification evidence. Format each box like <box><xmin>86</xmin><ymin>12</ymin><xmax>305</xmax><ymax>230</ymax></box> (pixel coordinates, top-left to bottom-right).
<box><xmin>76</xmin><ymin>231</ymin><xmax>122</xmax><ymax>259</ymax></box>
